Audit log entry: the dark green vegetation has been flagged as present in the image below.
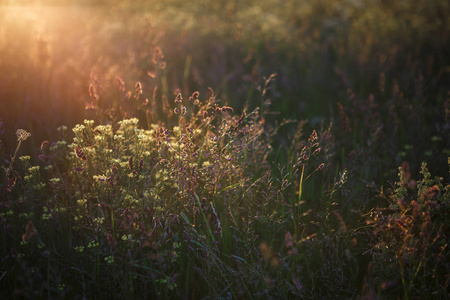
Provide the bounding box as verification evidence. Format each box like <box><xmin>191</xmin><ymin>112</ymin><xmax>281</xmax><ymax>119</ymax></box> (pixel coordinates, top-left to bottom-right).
<box><xmin>1</xmin><ymin>0</ymin><xmax>449</xmax><ymax>298</ymax></box>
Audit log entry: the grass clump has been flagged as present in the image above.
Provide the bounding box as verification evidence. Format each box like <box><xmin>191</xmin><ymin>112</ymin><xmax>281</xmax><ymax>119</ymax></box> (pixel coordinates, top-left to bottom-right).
<box><xmin>1</xmin><ymin>87</ymin><xmax>286</xmax><ymax>298</ymax></box>
<box><xmin>367</xmin><ymin>162</ymin><xmax>449</xmax><ymax>299</ymax></box>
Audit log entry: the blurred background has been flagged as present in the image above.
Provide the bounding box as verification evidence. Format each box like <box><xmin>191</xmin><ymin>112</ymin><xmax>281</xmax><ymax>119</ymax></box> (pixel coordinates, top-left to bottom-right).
<box><xmin>1</xmin><ymin>0</ymin><xmax>449</xmax><ymax>179</ymax></box>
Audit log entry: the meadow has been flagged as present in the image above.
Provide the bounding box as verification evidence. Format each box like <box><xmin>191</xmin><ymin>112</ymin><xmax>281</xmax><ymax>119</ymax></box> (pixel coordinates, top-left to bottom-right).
<box><xmin>0</xmin><ymin>0</ymin><xmax>449</xmax><ymax>298</ymax></box>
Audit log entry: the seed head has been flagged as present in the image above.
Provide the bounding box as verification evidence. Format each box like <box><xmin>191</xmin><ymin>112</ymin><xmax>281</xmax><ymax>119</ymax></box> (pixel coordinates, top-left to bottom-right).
<box><xmin>22</xmin><ymin>221</ymin><xmax>37</xmax><ymax>242</ymax></box>
<box><xmin>135</xmin><ymin>82</ymin><xmax>143</xmax><ymax>96</ymax></box>
<box><xmin>397</xmin><ymin>199</ymin><xmax>407</xmax><ymax>211</ymax></box>
<box><xmin>128</xmin><ymin>155</ymin><xmax>134</xmax><ymax>171</ymax></box>
<box><xmin>152</xmin><ymin>47</ymin><xmax>164</xmax><ymax>63</ymax></box>
<box><xmin>181</xmin><ymin>105</ymin><xmax>187</xmax><ymax>115</ymax></box>
<box><xmin>221</xmin><ymin>106</ymin><xmax>234</xmax><ymax>113</ymax></box>
<box><xmin>112</xmin><ymin>163</ymin><xmax>118</xmax><ymax>174</ymax></box>
<box><xmin>135</xmin><ymin>81</ymin><xmax>142</xmax><ymax>90</ymax></box>
<box><xmin>308</xmin><ymin>130</ymin><xmax>318</xmax><ymax>143</ymax></box>
<box><xmin>421</xmin><ymin>185</ymin><xmax>440</xmax><ymax>201</ymax></box>
<box><xmin>116</xmin><ymin>77</ymin><xmax>125</xmax><ymax>92</ymax></box>
<box><xmin>5</xmin><ymin>176</ymin><xmax>17</xmax><ymax>193</ymax></box>
<box><xmin>208</xmin><ymin>87</ymin><xmax>214</xmax><ymax>98</ymax></box>
<box><xmin>138</xmin><ymin>159</ymin><xmax>144</xmax><ymax>172</ymax></box>
<box><xmin>89</xmin><ymin>84</ymin><xmax>96</xmax><ymax>99</ymax></box>
<box><xmin>107</xmin><ymin>173</ymin><xmax>114</xmax><ymax>186</ymax></box>
<box><xmin>175</xmin><ymin>93</ymin><xmax>183</xmax><ymax>103</ymax></box>
<box><xmin>40</xmin><ymin>141</ymin><xmax>49</xmax><ymax>150</ymax></box>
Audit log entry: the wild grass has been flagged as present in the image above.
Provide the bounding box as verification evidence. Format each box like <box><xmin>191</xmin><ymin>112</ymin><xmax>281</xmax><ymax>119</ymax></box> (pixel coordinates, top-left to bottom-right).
<box><xmin>1</xmin><ymin>0</ymin><xmax>449</xmax><ymax>299</ymax></box>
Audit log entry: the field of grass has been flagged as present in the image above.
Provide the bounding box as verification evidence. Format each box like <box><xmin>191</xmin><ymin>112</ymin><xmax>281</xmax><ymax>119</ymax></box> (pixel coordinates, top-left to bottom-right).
<box><xmin>1</xmin><ymin>0</ymin><xmax>449</xmax><ymax>299</ymax></box>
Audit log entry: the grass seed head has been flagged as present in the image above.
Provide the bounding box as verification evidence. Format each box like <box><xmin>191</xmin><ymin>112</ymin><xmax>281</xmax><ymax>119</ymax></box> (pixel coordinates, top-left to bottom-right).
<box><xmin>128</xmin><ymin>155</ymin><xmax>134</xmax><ymax>171</ymax></box>
<box><xmin>116</xmin><ymin>77</ymin><xmax>125</xmax><ymax>92</ymax></box>
<box><xmin>175</xmin><ymin>93</ymin><xmax>183</xmax><ymax>103</ymax></box>
<box><xmin>22</xmin><ymin>221</ymin><xmax>37</xmax><ymax>242</ymax></box>
<box><xmin>221</xmin><ymin>106</ymin><xmax>233</xmax><ymax>113</ymax></box>
<box><xmin>208</xmin><ymin>87</ymin><xmax>214</xmax><ymax>98</ymax></box>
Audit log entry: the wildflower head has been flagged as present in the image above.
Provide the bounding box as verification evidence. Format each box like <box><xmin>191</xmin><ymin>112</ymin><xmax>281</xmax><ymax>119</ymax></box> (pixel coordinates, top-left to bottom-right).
<box><xmin>175</xmin><ymin>93</ymin><xmax>183</xmax><ymax>103</ymax></box>
<box><xmin>16</xmin><ymin>129</ymin><xmax>31</xmax><ymax>142</ymax></box>
<box><xmin>75</xmin><ymin>146</ymin><xmax>87</xmax><ymax>160</ymax></box>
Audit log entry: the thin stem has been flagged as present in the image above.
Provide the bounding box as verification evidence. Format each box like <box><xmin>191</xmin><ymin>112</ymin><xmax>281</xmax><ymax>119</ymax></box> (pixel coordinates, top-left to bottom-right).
<box><xmin>295</xmin><ymin>164</ymin><xmax>305</xmax><ymax>239</ymax></box>
<box><xmin>7</xmin><ymin>140</ymin><xmax>22</xmax><ymax>175</ymax></box>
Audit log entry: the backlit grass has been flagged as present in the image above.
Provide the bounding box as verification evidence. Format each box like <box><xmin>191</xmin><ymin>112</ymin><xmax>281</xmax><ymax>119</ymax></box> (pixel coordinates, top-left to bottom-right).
<box><xmin>1</xmin><ymin>0</ymin><xmax>449</xmax><ymax>299</ymax></box>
